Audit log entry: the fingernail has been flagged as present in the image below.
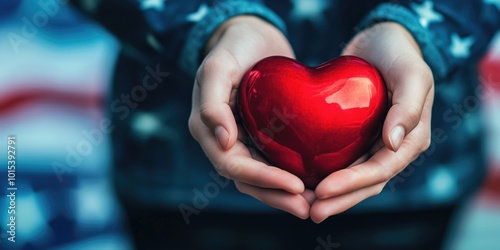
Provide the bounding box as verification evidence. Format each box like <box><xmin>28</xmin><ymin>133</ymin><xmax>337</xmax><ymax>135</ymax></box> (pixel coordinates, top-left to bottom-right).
<box><xmin>314</xmin><ymin>217</ymin><xmax>326</xmax><ymax>224</ymax></box>
<box><xmin>300</xmin><ymin>214</ymin><xmax>310</xmax><ymax>220</ymax></box>
<box><xmin>215</xmin><ymin>126</ymin><xmax>229</xmax><ymax>150</ymax></box>
<box><xmin>389</xmin><ymin>126</ymin><xmax>405</xmax><ymax>152</ymax></box>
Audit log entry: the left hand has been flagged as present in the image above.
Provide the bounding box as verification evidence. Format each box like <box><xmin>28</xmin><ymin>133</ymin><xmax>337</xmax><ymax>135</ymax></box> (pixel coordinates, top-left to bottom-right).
<box><xmin>188</xmin><ymin>16</ymin><xmax>315</xmax><ymax>219</ymax></box>
<box><xmin>310</xmin><ymin>22</ymin><xmax>434</xmax><ymax>223</ymax></box>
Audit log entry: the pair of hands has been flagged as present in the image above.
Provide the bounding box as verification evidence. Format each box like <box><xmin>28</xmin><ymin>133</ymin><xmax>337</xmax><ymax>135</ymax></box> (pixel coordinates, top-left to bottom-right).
<box><xmin>189</xmin><ymin>16</ymin><xmax>434</xmax><ymax>223</ymax></box>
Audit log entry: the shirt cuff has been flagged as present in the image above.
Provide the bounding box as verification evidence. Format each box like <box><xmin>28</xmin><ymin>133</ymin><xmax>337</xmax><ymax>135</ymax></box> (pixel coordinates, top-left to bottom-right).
<box><xmin>179</xmin><ymin>0</ymin><xmax>286</xmax><ymax>77</ymax></box>
<box><xmin>357</xmin><ymin>3</ymin><xmax>446</xmax><ymax>80</ymax></box>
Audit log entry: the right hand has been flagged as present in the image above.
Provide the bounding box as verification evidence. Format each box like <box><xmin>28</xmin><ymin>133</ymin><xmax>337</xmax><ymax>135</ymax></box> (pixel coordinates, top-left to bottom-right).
<box><xmin>188</xmin><ymin>16</ymin><xmax>315</xmax><ymax>219</ymax></box>
<box><xmin>310</xmin><ymin>22</ymin><xmax>434</xmax><ymax>223</ymax></box>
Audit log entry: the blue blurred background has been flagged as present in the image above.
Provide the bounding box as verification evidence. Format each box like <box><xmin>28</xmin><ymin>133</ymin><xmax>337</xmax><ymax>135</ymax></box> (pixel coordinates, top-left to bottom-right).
<box><xmin>0</xmin><ymin>1</ymin><xmax>499</xmax><ymax>249</ymax></box>
<box><xmin>0</xmin><ymin>1</ymin><xmax>131</xmax><ymax>249</ymax></box>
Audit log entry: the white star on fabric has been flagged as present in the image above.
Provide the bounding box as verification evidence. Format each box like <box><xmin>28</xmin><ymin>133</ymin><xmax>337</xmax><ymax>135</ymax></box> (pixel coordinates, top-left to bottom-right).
<box><xmin>146</xmin><ymin>33</ymin><xmax>164</xmax><ymax>52</ymax></box>
<box><xmin>132</xmin><ymin>112</ymin><xmax>162</xmax><ymax>138</ymax></box>
<box><xmin>450</xmin><ymin>34</ymin><xmax>475</xmax><ymax>58</ymax></box>
<box><xmin>187</xmin><ymin>3</ymin><xmax>209</xmax><ymax>22</ymax></box>
<box><xmin>484</xmin><ymin>0</ymin><xmax>500</xmax><ymax>10</ymax></box>
<box><xmin>411</xmin><ymin>1</ymin><xmax>443</xmax><ymax>28</ymax></box>
<box><xmin>140</xmin><ymin>0</ymin><xmax>165</xmax><ymax>11</ymax></box>
<box><xmin>289</xmin><ymin>0</ymin><xmax>330</xmax><ymax>28</ymax></box>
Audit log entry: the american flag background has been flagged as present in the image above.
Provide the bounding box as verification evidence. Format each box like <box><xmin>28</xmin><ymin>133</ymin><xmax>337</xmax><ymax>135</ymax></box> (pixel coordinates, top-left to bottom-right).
<box><xmin>0</xmin><ymin>1</ymin><xmax>498</xmax><ymax>249</ymax></box>
<box><xmin>0</xmin><ymin>1</ymin><xmax>132</xmax><ymax>249</ymax></box>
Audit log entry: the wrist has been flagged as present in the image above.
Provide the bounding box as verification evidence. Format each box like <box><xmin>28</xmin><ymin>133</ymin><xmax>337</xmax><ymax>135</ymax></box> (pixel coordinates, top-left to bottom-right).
<box><xmin>344</xmin><ymin>21</ymin><xmax>424</xmax><ymax>68</ymax></box>
<box><xmin>204</xmin><ymin>15</ymin><xmax>270</xmax><ymax>55</ymax></box>
<box><xmin>205</xmin><ymin>15</ymin><xmax>290</xmax><ymax>57</ymax></box>
<box><xmin>381</xmin><ymin>22</ymin><xmax>422</xmax><ymax>56</ymax></box>
<box><xmin>354</xmin><ymin>3</ymin><xmax>445</xmax><ymax>79</ymax></box>
<box><xmin>179</xmin><ymin>1</ymin><xmax>288</xmax><ymax>77</ymax></box>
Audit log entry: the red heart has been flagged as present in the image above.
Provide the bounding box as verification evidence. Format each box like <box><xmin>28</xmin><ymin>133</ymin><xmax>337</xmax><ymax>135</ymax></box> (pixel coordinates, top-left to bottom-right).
<box><xmin>238</xmin><ymin>56</ymin><xmax>388</xmax><ymax>189</ymax></box>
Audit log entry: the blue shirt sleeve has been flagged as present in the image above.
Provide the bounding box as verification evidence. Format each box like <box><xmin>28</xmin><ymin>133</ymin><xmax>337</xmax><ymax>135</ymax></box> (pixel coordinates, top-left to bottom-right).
<box><xmin>71</xmin><ymin>0</ymin><xmax>285</xmax><ymax>76</ymax></box>
<box><xmin>357</xmin><ymin>0</ymin><xmax>500</xmax><ymax>81</ymax></box>
<box><xmin>70</xmin><ymin>0</ymin><xmax>209</xmax><ymax>67</ymax></box>
<box><xmin>178</xmin><ymin>0</ymin><xmax>286</xmax><ymax>76</ymax></box>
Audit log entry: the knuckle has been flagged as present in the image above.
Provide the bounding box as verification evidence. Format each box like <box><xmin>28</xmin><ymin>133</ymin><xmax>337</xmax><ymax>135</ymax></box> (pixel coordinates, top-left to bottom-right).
<box><xmin>408</xmin><ymin>59</ymin><xmax>432</xmax><ymax>81</ymax></box>
<box><xmin>366</xmin><ymin>183</ymin><xmax>385</xmax><ymax>198</ymax></box>
<box><xmin>420</xmin><ymin>135</ymin><xmax>431</xmax><ymax>152</ymax></box>
<box><xmin>371</xmin><ymin>161</ymin><xmax>393</xmax><ymax>183</ymax></box>
<box><xmin>234</xmin><ymin>181</ymin><xmax>243</xmax><ymax>192</ymax></box>
<box><xmin>224</xmin><ymin>161</ymin><xmax>242</xmax><ymax>180</ymax></box>
<box><xmin>382</xmin><ymin>170</ymin><xmax>394</xmax><ymax>182</ymax></box>
<box><xmin>410</xmin><ymin>61</ymin><xmax>434</xmax><ymax>92</ymax></box>
<box><xmin>409</xmin><ymin>150</ymin><xmax>423</xmax><ymax>164</ymax></box>
<box><xmin>420</xmin><ymin>62</ymin><xmax>434</xmax><ymax>84</ymax></box>
<box><xmin>188</xmin><ymin>115</ymin><xmax>197</xmax><ymax>138</ymax></box>
<box><xmin>199</xmin><ymin>103</ymin><xmax>214</xmax><ymax>125</ymax></box>
<box><xmin>373</xmin><ymin>184</ymin><xmax>385</xmax><ymax>196</ymax></box>
<box><xmin>423</xmin><ymin>136</ymin><xmax>431</xmax><ymax>150</ymax></box>
<box><xmin>225</xmin><ymin>61</ymin><xmax>241</xmax><ymax>82</ymax></box>
<box><xmin>213</xmin><ymin>155</ymin><xmax>240</xmax><ymax>181</ymax></box>
<box><xmin>405</xmin><ymin>105</ymin><xmax>422</xmax><ymax>126</ymax></box>
<box><xmin>234</xmin><ymin>182</ymin><xmax>248</xmax><ymax>194</ymax></box>
<box><xmin>201</xmin><ymin>56</ymin><xmax>221</xmax><ymax>76</ymax></box>
<box><xmin>387</xmin><ymin>155</ymin><xmax>409</xmax><ymax>180</ymax></box>
<box><xmin>372</xmin><ymin>187</ymin><xmax>382</xmax><ymax>196</ymax></box>
<box><xmin>218</xmin><ymin>49</ymin><xmax>242</xmax><ymax>80</ymax></box>
<box><xmin>213</xmin><ymin>161</ymin><xmax>227</xmax><ymax>174</ymax></box>
<box><xmin>414</xmin><ymin>125</ymin><xmax>431</xmax><ymax>153</ymax></box>
<box><xmin>213</xmin><ymin>163</ymin><xmax>230</xmax><ymax>180</ymax></box>
<box><xmin>217</xmin><ymin>170</ymin><xmax>230</xmax><ymax>180</ymax></box>
<box><xmin>195</xmin><ymin>67</ymin><xmax>204</xmax><ymax>85</ymax></box>
<box><xmin>201</xmin><ymin>50</ymin><xmax>241</xmax><ymax>83</ymax></box>
<box><xmin>381</xmin><ymin>165</ymin><xmax>400</xmax><ymax>182</ymax></box>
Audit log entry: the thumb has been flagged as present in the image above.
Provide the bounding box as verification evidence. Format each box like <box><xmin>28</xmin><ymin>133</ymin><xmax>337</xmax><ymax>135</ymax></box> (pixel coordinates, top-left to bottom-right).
<box><xmin>382</xmin><ymin>62</ymin><xmax>433</xmax><ymax>152</ymax></box>
<box><xmin>196</xmin><ymin>49</ymin><xmax>243</xmax><ymax>150</ymax></box>
<box><xmin>196</xmin><ymin>17</ymin><xmax>295</xmax><ymax>150</ymax></box>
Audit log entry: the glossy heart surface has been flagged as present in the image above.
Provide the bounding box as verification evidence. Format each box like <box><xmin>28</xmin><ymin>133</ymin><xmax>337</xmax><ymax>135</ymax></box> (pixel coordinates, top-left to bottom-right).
<box><xmin>238</xmin><ymin>56</ymin><xmax>388</xmax><ymax>189</ymax></box>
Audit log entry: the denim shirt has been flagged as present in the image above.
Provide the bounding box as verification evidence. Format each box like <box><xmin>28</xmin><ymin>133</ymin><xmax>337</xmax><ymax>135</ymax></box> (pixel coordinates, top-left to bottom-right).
<box><xmin>71</xmin><ymin>0</ymin><xmax>500</xmax><ymax>214</ymax></box>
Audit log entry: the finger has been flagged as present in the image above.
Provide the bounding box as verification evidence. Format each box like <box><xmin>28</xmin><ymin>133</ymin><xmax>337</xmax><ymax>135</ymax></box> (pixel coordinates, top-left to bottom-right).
<box><xmin>301</xmin><ymin>189</ymin><xmax>317</xmax><ymax>206</ymax></box>
<box><xmin>235</xmin><ymin>182</ymin><xmax>311</xmax><ymax>219</ymax></box>
<box><xmin>219</xmin><ymin>145</ymin><xmax>304</xmax><ymax>193</ymax></box>
<box><xmin>347</xmin><ymin>154</ymin><xmax>368</xmax><ymax>168</ymax></box>
<box><xmin>310</xmin><ymin>182</ymin><xmax>386</xmax><ymax>223</ymax></box>
<box><xmin>195</xmin><ymin>18</ymin><xmax>295</xmax><ymax>151</ymax></box>
<box><xmin>197</xmin><ymin>49</ymin><xmax>242</xmax><ymax>151</ymax></box>
<box><xmin>192</xmin><ymin>87</ymin><xmax>305</xmax><ymax>194</ymax></box>
<box><xmin>193</xmin><ymin>115</ymin><xmax>304</xmax><ymax>194</ymax></box>
<box><xmin>382</xmin><ymin>60</ymin><xmax>433</xmax><ymax>152</ymax></box>
<box><xmin>315</xmin><ymin>125</ymin><xmax>425</xmax><ymax>199</ymax></box>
